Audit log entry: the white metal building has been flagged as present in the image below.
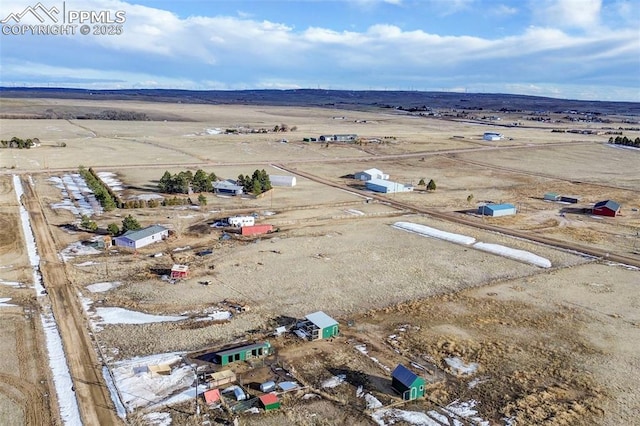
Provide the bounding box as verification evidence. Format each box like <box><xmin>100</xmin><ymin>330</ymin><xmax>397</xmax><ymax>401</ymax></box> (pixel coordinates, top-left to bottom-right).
<box><xmin>483</xmin><ymin>132</ymin><xmax>504</xmax><ymax>141</ymax></box>
<box><xmin>365</xmin><ymin>179</ymin><xmax>413</xmax><ymax>194</ymax></box>
<box><xmin>269</xmin><ymin>175</ymin><xmax>297</xmax><ymax>187</ymax></box>
<box><xmin>354</xmin><ymin>168</ymin><xmax>389</xmax><ymax>181</ymax></box>
<box><xmin>114</xmin><ymin>225</ymin><xmax>169</xmax><ymax>249</ymax></box>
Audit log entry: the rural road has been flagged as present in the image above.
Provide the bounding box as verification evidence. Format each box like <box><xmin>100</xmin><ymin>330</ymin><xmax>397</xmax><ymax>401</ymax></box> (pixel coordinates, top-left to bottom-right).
<box><xmin>20</xmin><ymin>177</ymin><xmax>122</xmax><ymax>426</ymax></box>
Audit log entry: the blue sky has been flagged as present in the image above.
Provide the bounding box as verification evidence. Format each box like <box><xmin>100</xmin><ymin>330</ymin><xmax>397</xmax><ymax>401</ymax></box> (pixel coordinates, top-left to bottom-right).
<box><xmin>1</xmin><ymin>0</ymin><xmax>639</xmax><ymax>101</ymax></box>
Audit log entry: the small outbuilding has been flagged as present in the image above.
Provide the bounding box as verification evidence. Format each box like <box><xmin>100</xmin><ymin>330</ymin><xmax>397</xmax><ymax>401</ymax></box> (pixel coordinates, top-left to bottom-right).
<box><xmin>241</xmin><ymin>224</ymin><xmax>273</xmax><ymax>236</ymax></box>
<box><xmin>204</xmin><ymin>388</ymin><xmax>221</xmax><ymax>405</ymax></box>
<box><xmin>170</xmin><ymin>264</ymin><xmax>189</xmax><ymax>279</ymax></box>
<box><xmin>114</xmin><ymin>225</ymin><xmax>169</xmax><ymax>250</ymax></box>
<box><xmin>213</xmin><ymin>180</ymin><xmax>244</xmax><ymax>196</ymax></box>
<box><xmin>259</xmin><ymin>393</ymin><xmax>281</xmax><ymax>411</ymax></box>
<box><xmin>391</xmin><ymin>364</ymin><xmax>425</xmax><ymax>401</ymax></box>
<box><xmin>354</xmin><ymin>168</ymin><xmax>389</xmax><ymax>181</ymax></box>
<box><xmin>477</xmin><ymin>203</ymin><xmax>516</xmax><ymax>217</ymax></box>
<box><xmin>205</xmin><ymin>341</ymin><xmax>273</xmax><ymax>366</ymax></box>
<box><xmin>483</xmin><ymin>132</ymin><xmax>503</xmax><ymax>141</ymax></box>
<box><xmin>560</xmin><ymin>195</ymin><xmax>580</xmax><ymax>204</ymax></box>
<box><xmin>228</xmin><ymin>216</ymin><xmax>255</xmax><ymax>227</ymax></box>
<box><xmin>365</xmin><ymin>179</ymin><xmax>413</xmax><ymax>194</ymax></box>
<box><xmin>544</xmin><ymin>192</ymin><xmax>560</xmax><ymax>201</ymax></box>
<box><xmin>269</xmin><ymin>175</ymin><xmax>297</xmax><ymax>187</ymax></box>
<box><xmin>297</xmin><ymin>311</ymin><xmax>339</xmax><ymax>340</ymax></box>
<box><xmin>208</xmin><ymin>370</ymin><xmax>236</xmax><ymax>388</ymax></box>
<box><xmin>593</xmin><ymin>200</ymin><xmax>621</xmax><ymax>217</ymax></box>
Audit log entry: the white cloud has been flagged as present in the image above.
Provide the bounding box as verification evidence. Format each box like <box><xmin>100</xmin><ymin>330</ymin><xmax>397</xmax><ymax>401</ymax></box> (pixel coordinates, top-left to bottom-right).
<box><xmin>532</xmin><ymin>0</ymin><xmax>602</xmax><ymax>29</ymax></box>
<box><xmin>491</xmin><ymin>4</ymin><xmax>518</xmax><ymax>16</ymax></box>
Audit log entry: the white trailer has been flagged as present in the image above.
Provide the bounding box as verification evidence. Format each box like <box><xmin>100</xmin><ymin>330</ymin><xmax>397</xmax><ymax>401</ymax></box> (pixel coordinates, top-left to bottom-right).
<box><xmin>227</xmin><ymin>216</ymin><xmax>255</xmax><ymax>227</ymax></box>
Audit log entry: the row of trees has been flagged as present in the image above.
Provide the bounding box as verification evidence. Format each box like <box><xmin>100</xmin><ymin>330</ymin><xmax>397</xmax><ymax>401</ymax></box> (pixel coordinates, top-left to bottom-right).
<box><xmin>418</xmin><ymin>178</ymin><xmax>437</xmax><ymax>191</ymax></box>
<box><xmin>1</xmin><ymin>137</ymin><xmax>39</xmax><ymax>149</ymax></box>
<box><xmin>237</xmin><ymin>169</ymin><xmax>272</xmax><ymax>195</ymax></box>
<box><xmin>79</xmin><ymin>166</ymin><xmax>119</xmax><ymax>211</ymax></box>
<box><xmin>80</xmin><ymin>214</ymin><xmax>141</xmax><ymax>236</ymax></box>
<box><xmin>608</xmin><ymin>136</ymin><xmax>640</xmax><ymax>147</ymax></box>
<box><xmin>158</xmin><ymin>169</ymin><xmax>218</xmax><ymax>194</ymax></box>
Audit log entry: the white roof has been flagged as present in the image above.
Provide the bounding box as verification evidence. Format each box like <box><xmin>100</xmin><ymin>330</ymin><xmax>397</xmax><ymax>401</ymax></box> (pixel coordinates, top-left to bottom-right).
<box><xmin>367</xmin><ymin>178</ymin><xmax>403</xmax><ymax>189</ymax></box>
<box><xmin>305</xmin><ymin>311</ymin><xmax>338</xmax><ymax>329</ymax></box>
<box><xmin>171</xmin><ymin>264</ymin><xmax>189</xmax><ymax>272</ymax></box>
<box><xmin>361</xmin><ymin>168</ymin><xmax>384</xmax><ymax>176</ymax></box>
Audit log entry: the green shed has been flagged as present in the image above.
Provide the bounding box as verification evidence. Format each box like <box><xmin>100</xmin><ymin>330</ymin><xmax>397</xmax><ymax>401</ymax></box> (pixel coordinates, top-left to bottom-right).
<box><xmin>212</xmin><ymin>342</ymin><xmax>272</xmax><ymax>366</ymax></box>
<box><xmin>299</xmin><ymin>311</ymin><xmax>339</xmax><ymax>340</ymax></box>
<box><xmin>544</xmin><ymin>192</ymin><xmax>560</xmax><ymax>201</ymax></box>
<box><xmin>259</xmin><ymin>393</ymin><xmax>281</xmax><ymax>411</ymax></box>
<box><xmin>391</xmin><ymin>364</ymin><xmax>425</xmax><ymax>401</ymax></box>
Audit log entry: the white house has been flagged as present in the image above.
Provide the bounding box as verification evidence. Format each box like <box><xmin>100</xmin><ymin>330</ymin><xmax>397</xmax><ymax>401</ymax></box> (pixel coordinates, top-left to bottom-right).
<box><xmin>269</xmin><ymin>175</ymin><xmax>297</xmax><ymax>187</ymax></box>
<box><xmin>227</xmin><ymin>216</ymin><xmax>255</xmax><ymax>227</ymax></box>
<box><xmin>483</xmin><ymin>132</ymin><xmax>504</xmax><ymax>141</ymax></box>
<box><xmin>114</xmin><ymin>225</ymin><xmax>169</xmax><ymax>250</ymax></box>
<box><xmin>354</xmin><ymin>168</ymin><xmax>389</xmax><ymax>181</ymax></box>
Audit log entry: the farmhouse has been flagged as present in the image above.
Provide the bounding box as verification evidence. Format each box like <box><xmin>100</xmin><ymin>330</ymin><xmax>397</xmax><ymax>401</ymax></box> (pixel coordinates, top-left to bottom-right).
<box><xmin>269</xmin><ymin>175</ymin><xmax>297</xmax><ymax>187</ymax></box>
<box><xmin>391</xmin><ymin>364</ymin><xmax>425</xmax><ymax>401</ymax></box>
<box><xmin>213</xmin><ymin>179</ymin><xmax>244</xmax><ymax>195</ymax></box>
<box><xmin>477</xmin><ymin>203</ymin><xmax>517</xmax><ymax>217</ymax></box>
<box><xmin>113</xmin><ymin>225</ymin><xmax>169</xmax><ymax>250</ymax></box>
<box><xmin>354</xmin><ymin>168</ymin><xmax>389</xmax><ymax>181</ymax></box>
<box><xmin>593</xmin><ymin>200</ymin><xmax>621</xmax><ymax>217</ymax></box>
<box><xmin>296</xmin><ymin>311</ymin><xmax>339</xmax><ymax>340</ymax></box>
<box><xmin>365</xmin><ymin>179</ymin><xmax>413</xmax><ymax>194</ymax></box>
<box><xmin>483</xmin><ymin>132</ymin><xmax>504</xmax><ymax>141</ymax></box>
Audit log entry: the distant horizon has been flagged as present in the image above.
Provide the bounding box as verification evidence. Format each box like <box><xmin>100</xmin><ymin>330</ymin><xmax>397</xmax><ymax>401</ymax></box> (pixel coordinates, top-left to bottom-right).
<box><xmin>2</xmin><ymin>85</ymin><xmax>639</xmax><ymax>105</ymax></box>
<box><xmin>1</xmin><ymin>1</ymin><xmax>638</xmax><ymax>103</ymax></box>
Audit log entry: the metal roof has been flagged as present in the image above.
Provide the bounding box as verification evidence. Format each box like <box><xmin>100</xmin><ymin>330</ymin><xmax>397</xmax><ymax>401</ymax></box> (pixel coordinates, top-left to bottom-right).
<box><xmin>392</xmin><ymin>364</ymin><xmax>421</xmax><ymax>387</ymax></box>
<box><xmin>259</xmin><ymin>393</ymin><xmax>279</xmax><ymax>405</ymax></box>
<box><xmin>366</xmin><ymin>179</ymin><xmax>401</xmax><ymax>189</ymax></box>
<box><xmin>484</xmin><ymin>203</ymin><xmax>516</xmax><ymax>210</ymax></box>
<box><xmin>119</xmin><ymin>225</ymin><xmax>168</xmax><ymax>242</ymax></box>
<box><xmin>213</xmin><ymin>180</ymin><xmax>243</xmax><ymax>190</ymax></box>
<box><xmin>594</xmin><ymin>200</ymin><xmax>620</xmax><ymax>211</ymax></box>
<box><xmin>360</xmin><ymin>168</ymin><xmax>384</xmax><ymax>176</ymax></box>
<box><xmin>215</xmin><ymin>342</ymin><xmax>270</xmax><ymax>357</ymax></box>
<box><xmin>171</xmin><ymin>264</ymin><xmax>189</xmax><ymax>272</ymax></box>
<box><xmin>305</xmin><ymin>311</ymin><xmax>338</xmax><ymax>329</ymax></box>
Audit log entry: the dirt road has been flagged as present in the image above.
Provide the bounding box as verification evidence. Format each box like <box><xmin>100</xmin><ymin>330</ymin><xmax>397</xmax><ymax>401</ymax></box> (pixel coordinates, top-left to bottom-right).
<box><xmin>19</xmin><ymin>177</ymin><xmax>122</xmax><ymax>426</ymax></box>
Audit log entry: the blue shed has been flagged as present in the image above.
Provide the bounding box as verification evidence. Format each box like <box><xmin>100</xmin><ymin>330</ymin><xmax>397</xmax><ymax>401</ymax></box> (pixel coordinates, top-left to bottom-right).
<box><xmin>477</xmin><ymin>203</ymin><xmax>516</xmax><ymax>217</ymax></box>
<box><xmin>365</xmin><ymin>179</ymin><xmax>413</xmax><ymax>194</ymax></box>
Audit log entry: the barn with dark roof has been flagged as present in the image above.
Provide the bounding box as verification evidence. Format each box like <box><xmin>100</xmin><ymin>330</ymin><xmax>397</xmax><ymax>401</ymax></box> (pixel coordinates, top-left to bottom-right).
<box><xmin>593</xmin><ymin>200</ymin><xmax>621</xmax><ymax>217</ymax></box>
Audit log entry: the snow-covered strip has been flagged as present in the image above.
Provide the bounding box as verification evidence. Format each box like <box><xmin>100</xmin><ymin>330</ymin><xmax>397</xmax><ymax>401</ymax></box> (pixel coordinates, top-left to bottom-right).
<box><xmin>392</xmin><ymin>222</ymin><xmax>476</xmax><ymax>245</ymax></box>
<box><xmin>86</xmin><ymin>282</ymin><xmax>121</xmax><ymax>293</ymax></box>
<box><xmin>94</xmin><ymin>307</ymin><xmax>188</xmax><ymax>325</ymax></box>
<box><xmin>444</xmin><ymin>400</ymin><xmax>490</xmax><ymax>425</ymax></box>
<box><xmin>0</xmin><ymin>297</ymin><xmax>17</xmax><ymax>307</ymax></box>
<box><xmin>97</xmin><ymin>172</ymin><xmax>124</xmax><ymax>192</ymax></box>
<box><xmin>346</xmin><ymin>209</ymin><xmax>365</xmax><ymax>216</ymax></box>
<box><xmin>103</xmin><ymin>366</ymin><xmax>127</xmax><ymax>419</ymax></box>
<box><xmin>0</xmin><ymin>279</ymin><xmax>24</xmax><ymax>288</ymax></box>
<box><xmin>41</xmin><ymin>310</ymin><xmax>83</xmax><ymax>425</ymax></box>
<box><xmin>473</xmin><ymin>242</ymin><xmax>552</xmax><ymax>268</ymax></box>
<box><xmin>445</xmin><ymin>357</ymin><xmax>479</xmax><ymax>375</ymax></box>
<box><xmin>75</xmin><ymin>261</ymin><xmax>100</xmax><ymax>267</ymax></box>
<box><xmin>373</xmin><ymin>400</ymin><xmax>490</xmax><ymax>426</ymax></box>
<box><xmin>60</xmin><ymin>241</ymin><xmax>101</xmax><ymax>263</ymax></box>
<box><xmin>13</xmin><ymin>175</ymin><xmax>46</xmax><ymax>295</ymax></box>
<box><xmin>365</xmin><ymin>393</ymin><xmax>383</xmax><ymax>409</ymax></box>
<box><xmin>111</xmin><ymin>352</ymin><xmax>193</xmax><ymax>412</ymax></box>
<box><xmin>194</xmin><ymin>311</ymin><xmax>232</xmax><ymax>322</ymax></box>
<box><xmin>372</xmin><ymin>408</ymin><xmax>443</xmax><ymax>426</ymax></box>
<box><xmin>143</xmin><ymin>412</ymin><xmax>172</xmax><ymax>426</ymax></box>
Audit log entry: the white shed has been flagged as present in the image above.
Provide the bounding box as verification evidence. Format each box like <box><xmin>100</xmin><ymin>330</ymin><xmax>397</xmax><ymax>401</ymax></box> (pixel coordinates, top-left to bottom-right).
<box><xmin>227</xmin><ymin>216</ymin><xmax>255</xmax><ymax>227</ymax></box>
<box><xmin>354</xmin><ymin>168</ymin><xmax>389</xmax><ymax>181</ymax></box>
<box><xmin>269</xmin><ymin>175</ymin><xmax>297</xmax><ymax>187</ymax></box>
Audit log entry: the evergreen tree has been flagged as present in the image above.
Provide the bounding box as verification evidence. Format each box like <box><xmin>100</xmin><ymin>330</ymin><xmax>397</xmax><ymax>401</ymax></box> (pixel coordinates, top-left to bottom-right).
<box><xmin>122</xmin><ymin>215</ymin><xmax>141</xmax><ymax>232</ymax></box>
<box><xmin>107</xmin><ymin>223</ymin><xmax>120</xmax><ymax>236</ymax></box>
<box><xmin>427</xmin><ymin>179</ymin><xmax>437</xmax><ymax>191</ymax></box>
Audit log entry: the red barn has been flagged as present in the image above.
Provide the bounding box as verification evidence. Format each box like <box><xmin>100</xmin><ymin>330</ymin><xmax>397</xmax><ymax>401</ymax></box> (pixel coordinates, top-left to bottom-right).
<box><xmin>593</xmin><ymin>200</ymin><xmax>620</xmax><ymax>217</ymax></box>
<box><xmin>241</xmin><ymin>224</ymin><xmax>273</xmax><ymax>236</ymax></box>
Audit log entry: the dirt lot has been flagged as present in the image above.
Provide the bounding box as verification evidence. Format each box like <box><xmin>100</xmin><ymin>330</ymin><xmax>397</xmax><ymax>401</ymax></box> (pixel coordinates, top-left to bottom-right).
<box><xmin>2</xmin><ymin>99</ymin><xmax>639</xmax><ymax>425</ymax></box>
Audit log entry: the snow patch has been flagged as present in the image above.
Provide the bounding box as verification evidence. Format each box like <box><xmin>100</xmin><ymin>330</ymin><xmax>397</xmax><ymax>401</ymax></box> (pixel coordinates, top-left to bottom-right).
<box><xmin>322</xmin><ymin>374</ymin><xmax>346</xmax><ymax>388</ymax></box>
<box><xmin>365</xmin><ymin>393</ymin><xmax>383</xmax><ymax>409</ymax></box>
<box><xmin>97</xmin><ymin>172</ymin><xmax>125</xmax><ymax>192</ymax></box>
<box><xmin>103</xmin><ymin>366</ymin><xmax>127</xmax><ymax>419</ymax></box>
<box><xmin>445</xmin><ymin>357</ymin><xmax>479</xmax><ymax>375</ymax></box>
<box><xmin>0</xmin><ymin>298</ymin><xmax>17</xmax><ymax>307</ymax></box>
<box><xmin>393</xmin><ymin>222</ymin><xmax>476</xmax><ymax>245</ymax></box>
<box><xmin>60</xmin><ymin>241</ymin><xmax>101</xmax><ymax>262</ymax></box>
<box><xmin>143</xmin><ymin>412</ymin><xmax>171</xmax><ymax>426</ymax></box>
<box><xmin>473</xmin><ymin>242</ymin><xmax>551</xmax><ymax>268</ymax></box>
<box><xmin>86</xmin><ymin>281</ymin><xmax>121</xmax><ymax>293</ymax></box>
<box><xmin>0</xmin><ymin>279</ymin><xmax>24</xmax><ymax>288</ymax></box>
<box><xmin>94</xmin><ymin>307</ymin><xmax>188</xmax><ymax>325</ymax></box>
